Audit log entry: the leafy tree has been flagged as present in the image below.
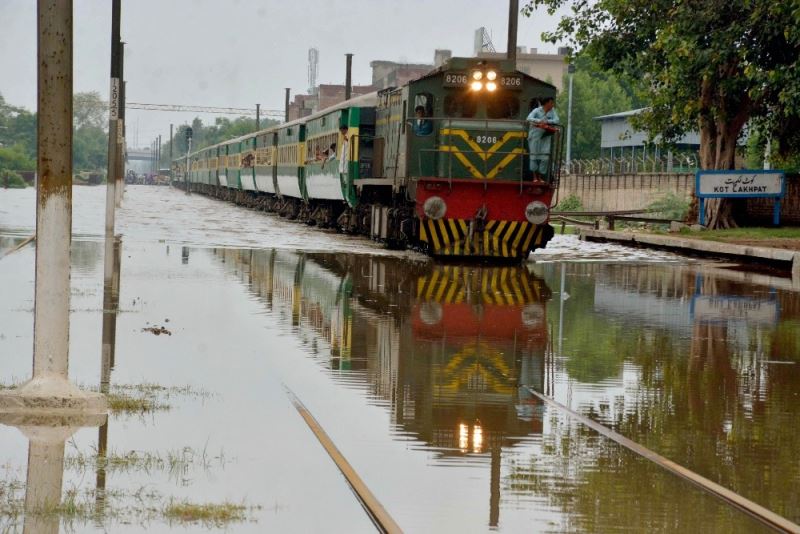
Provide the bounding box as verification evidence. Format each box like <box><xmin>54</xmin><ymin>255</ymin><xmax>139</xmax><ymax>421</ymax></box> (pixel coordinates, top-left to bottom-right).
<box><xmin>557</xmin><ymin>54</ymin><xmax>640</xmax><ymax>160</ymax></box>
<box><xmin>0</xmin><ymin>143</ymin><xmax>35</xmax><ymax>172</ymax></box>
<box><xmin>73</xmin><ymin>125</ymin><xmax>107</xmax><ymax>172</ymax></box>
<box><xmin>73</xmin><ymin>91</ymin><xmax>107</xmax><ymax>130</ymax></box>
<box><xmin>524</xmin><ymin>0</ymin><xmax>800</xmax><ymax>228</ymax></box>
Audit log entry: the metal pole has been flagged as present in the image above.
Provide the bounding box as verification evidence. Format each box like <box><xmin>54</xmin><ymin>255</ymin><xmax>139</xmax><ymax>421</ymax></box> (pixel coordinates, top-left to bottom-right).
<box><xmin>104</xmin><ymin>0</ymin><xmax>120</xmax><ymax>239</ymax></box>
<box><xmin>158</xmin><ymin>134</ymin><xmax>161</xmax><ymax>174</ymax></box>
<box><xmin>31</xmin><ymin>0</ymin><xmax>89</xmax><ymax>388</ymax></box>
<box><xmin>116</xmin><ymin>41</ymin><xmax>125</xmax><ymax>206</ymax></box>
<box><xmin>185</xmin><ymin>134</ymin><xmax>192</xmax><ymax>193</ymax></box>
<box><xmin>566</xmin><ymin>63</ymin><xmax>575</xmax><ymax>165</ymax></box>
<box><xmin>169</xmin><ymin>123</ymin><xmax>173</xmax><ymax>180</ymax></box>
<box><xmin>256</xmin><ymin>103</ymin><xmax>260</xmax><ymax>130</ymax></box>
<box><xmin>507</xmin><ymin>0</ymin><xmax>519</xmax><ymax>64</ymax></box>
<box><xmin>345</xmin><ymin>54</ymin><xmax>353</xmax><ymax>100</ymax></box>
<box><xmin>284</xmin><ymin>88</ymin><xmax>291</xmax><ymax>122</ymax></box>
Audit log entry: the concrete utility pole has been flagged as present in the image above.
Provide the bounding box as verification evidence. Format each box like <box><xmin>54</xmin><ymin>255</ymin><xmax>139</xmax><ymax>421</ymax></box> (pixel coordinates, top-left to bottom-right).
<box><xmin>256</xmin><ymin>103</ymin><xmax>261</xmax><ymax>130</ymax></box>
<box><xmin>0</xmin><ymin>0</ymin><xmax>106</xmax><ymax>416</ymax></box>
<box><xmin>169</xmin><ymin>123</ymin><xmax>173</xmax><ymax>180</ymax></box>
<box><xmin>158</xmin><ymin>134</ymin><xmax>161</xmax><ymax>172</ymax></box>
<box><xmin>345</xmin><ymin>54</ymin><xmax>353</xmax><ymax>100</ymax></box>
<box><xmin>116</xmin><ymin>42</ymin><xmax>125</xmax><ymax>207</ymax></box>
<box><xmin>284</xmin><ymin>88</ymin><xmax>291</xmax><ymax>122</ymax></box>
<box><xmin>104</xmin><ymin>0</ymin><xmax>121</xmax><ymax>239</ymax></box>
<box><xmin>507</xmin><ymin>0</ymin><xmax>519</xmax><ymax>65</ymax></box>
<box><xmin>566</xmin><ymin>62</ymin><xmax>576</xmax><ymax>166</ymax></box>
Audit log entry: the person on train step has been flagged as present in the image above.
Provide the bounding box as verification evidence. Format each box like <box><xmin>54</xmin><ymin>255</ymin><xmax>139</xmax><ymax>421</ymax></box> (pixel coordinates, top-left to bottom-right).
<box><xmin>527</xmin><ymin>97</ymin><xmax>559</xmax><ymax>181</ymax></box>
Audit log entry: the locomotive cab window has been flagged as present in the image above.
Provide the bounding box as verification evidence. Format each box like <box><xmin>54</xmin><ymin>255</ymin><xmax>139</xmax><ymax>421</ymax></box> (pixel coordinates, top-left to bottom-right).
<box><xmin>487</xmin><ymin>93</ymin><xmax>520</xmax><ymax>119</ymax></box>
<box><xmin>412</xmin><ymin>93</ymin><xmax>434</xmax><ymax>136</ymax></box>
<box><xmin>444</xmin><ymin>92</ymin><xmax>477</xmax><ymax>118</ymax></box>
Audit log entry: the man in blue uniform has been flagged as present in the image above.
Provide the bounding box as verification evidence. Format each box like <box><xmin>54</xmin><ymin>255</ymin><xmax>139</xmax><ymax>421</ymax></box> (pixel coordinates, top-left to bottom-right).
<box><xmin>527</xmin><ymin>97</ymin><xmax>559</xmax><ymax>181</ymax></box>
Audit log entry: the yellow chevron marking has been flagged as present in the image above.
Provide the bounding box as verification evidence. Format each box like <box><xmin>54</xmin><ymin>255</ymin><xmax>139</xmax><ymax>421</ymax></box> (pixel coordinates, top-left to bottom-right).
<box><xmin>440</xmin><ymin>130</ymin><xmax>525</xmax><ymax>161</ymax></box>
<box><xmin>503</xmin><ymin>221</ymin><xmax>518</xmax><ymax>258</ymax></box>
<box><xmin>445</xmin><ymin>277</ymin><xmax>459</xmax><ymax>303</ymax></box>
<box><xmin>417</xmin><ymin>277</ymin><xmax>427</xmax><ymax>298</ymax></box>
<box><xmin>429</xmin><ymin>221</ymin><xmax>442</xmax><ymax>252</ymax></box>
<box><xmin>448</xmin><ymin>219</ymin><xmax>461</xmax><ymax>255</ymax></box>
<box><xmin>426</xmin><ymin>270</ymin><xmax>440</xmax><ymax>299</ymax></box>
<box><xmin>437</xmin><ymin>219</ymin><xmax>450</xmax><ymax>247</ymax></box>
<box><xmin>522</xmin><ymin>226</ymin><xmax>537</xmax><ymax>252</ymax></box>
<box><xmin>508</xmin><ymin>270</ymin><xmax>524</xmax><ymax>303</ymax></box>
<box><xmin>492</xmin><ymin>221</ymin><xmax>506</xmax><ymax>258</ymax></box>
<box><xmin>439</xmin><ymin>146</ymin><xmax>483</xmax><ymax>178</ymax></box>
<box><xmin>486</xmin><ymin>148</ymin><xmax>526</xmax><ymax>179</ymax></box>
<box><xmin>500</xmin><ymin>269</ymin><xmax>512</xmax><ymax>304</ymax></box>
<box><xmin>512</xmin><ymin>222</ymin><xmax>528</xmax><ymax>253</ymax></box>
<box><xmin>520</xmin><ymin>273</ymin><xmax>534</xmax><ymax>302</ymax></box>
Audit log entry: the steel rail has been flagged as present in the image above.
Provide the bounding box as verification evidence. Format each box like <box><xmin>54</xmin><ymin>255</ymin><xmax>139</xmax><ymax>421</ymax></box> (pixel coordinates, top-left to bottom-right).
<box><xmin>522</xmin><ymin>385</ymin><xmax>800</xmax><ymax>533</ymax></box>
<box><xmin>284</xmin><ymin>386</ymin><xmax>402</xmax><ymax>533</ymax></box>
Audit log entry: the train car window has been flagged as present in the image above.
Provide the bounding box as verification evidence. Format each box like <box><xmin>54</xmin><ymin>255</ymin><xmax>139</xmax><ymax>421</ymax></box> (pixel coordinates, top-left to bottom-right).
<box><xmin>487</xmin><ymin>93</ymin><xmax>520</xmax><ymax>119</ymax></box>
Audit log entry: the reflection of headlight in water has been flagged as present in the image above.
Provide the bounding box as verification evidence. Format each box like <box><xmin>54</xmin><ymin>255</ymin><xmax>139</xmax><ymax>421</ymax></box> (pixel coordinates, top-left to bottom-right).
<box><xmin>472</xmin><ymin>424</ymin><xmax>483</xmax><ymax>453</ymax></box>
<box><xmin>419</xmin><ymin>301</ymin><xmax>443</xmax><ymax>325</ymax></box>
<box><xmin>521</xmin><ymin>304</ymin><xmax>544</xmax><ymax>327</ymax></box>
<box><xmin>459</xmin><ymin>423</ymin><xmax>469</xmax><ymax>451</ymax></box>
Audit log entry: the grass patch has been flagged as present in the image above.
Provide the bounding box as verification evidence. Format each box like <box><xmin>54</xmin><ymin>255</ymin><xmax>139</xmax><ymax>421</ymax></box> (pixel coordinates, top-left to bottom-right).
<box><xmin>65</xmin><ymin>445</ymin><xmax>230</xmax><ymax>479</ymax></box>
<box><xmin>0</xmin><ymin>480</ymin><xmax>260</xmax><ymax>528</ymax></box>
<box><xmin>164</xmin><ymin>500</ymin><xmax>254</xmax><ymax>526</ymax></box>
<box><xmin>104</xmin><ymin>383</ymin><xmax>212</xmax><ymax>415</ymax></box>
<box><xmin>685</xmin><ymin>227</ymin><xmax>800</xmax><ymax>240</ymax></box>
<box><xmin>106</xmin><ymin>392</ymin><xmax>168</xmax><ymax>414</ymax></box>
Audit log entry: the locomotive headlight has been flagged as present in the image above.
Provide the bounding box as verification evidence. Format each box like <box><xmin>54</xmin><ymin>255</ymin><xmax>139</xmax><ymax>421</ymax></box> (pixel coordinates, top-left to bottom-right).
<box><xmin>486</xmin><ymin>82</ymin><xmax>497</xmax><ymax>92</ymax></box>
<box><xmin>486</xmin><ymin>70</ymin><xmax>497</xmax><ymax>81</ymax></box>
<box><xmin>470</xmin><ymin>81</ymin><xmax>483</xmax><ymax>91</ymax></box>
<box><xmin>423</xmin><ymin>196</ymin><xmax>447</xmax><ymax>219</ymax></box>
<box><xmin>525</xmin><ymin>201</ymin><xmax>549</xmax><ymax>224</ymax></box>
<box><xmin>472</xmin><ymin>70</ymin><xmax>483</xmax><ymax>81</ymax></box>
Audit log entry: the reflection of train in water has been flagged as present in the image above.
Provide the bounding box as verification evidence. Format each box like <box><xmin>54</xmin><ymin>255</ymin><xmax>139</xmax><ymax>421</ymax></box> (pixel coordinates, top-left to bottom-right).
<box><xmin>213</xmin><ymin>249</ymin><xmax>551</xmax><ymax>455</ymax></box>
<box><xmin>183</xmin><ymin>56</ymin><xmax>562</xmax><ymax>262</ymax></box>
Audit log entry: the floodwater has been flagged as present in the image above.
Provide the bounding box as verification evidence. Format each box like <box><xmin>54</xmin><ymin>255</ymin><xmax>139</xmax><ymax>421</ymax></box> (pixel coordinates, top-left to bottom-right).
<box><xmin>1</xmin><ymin>186</ymin><xmax>799</xmax><ymax>533</ymax></box>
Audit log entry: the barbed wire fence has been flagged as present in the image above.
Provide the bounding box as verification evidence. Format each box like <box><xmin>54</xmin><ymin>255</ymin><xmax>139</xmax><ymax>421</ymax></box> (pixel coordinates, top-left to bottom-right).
<box><xmin>563</xmin><ymin>153</ymin><xmax>699</xmax><ymax>175</ymax></box>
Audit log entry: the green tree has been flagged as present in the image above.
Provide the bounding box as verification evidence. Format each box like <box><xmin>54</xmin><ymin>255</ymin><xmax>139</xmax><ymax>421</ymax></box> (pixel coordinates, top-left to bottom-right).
<box><xmin>73</xmin><ymin>91</ymin><xmax>107</xmax><ymax>130</ymax></box>
<box><xmin>558</xmin><ymin>54</ymin><xmax>640</xmax><ymax>160</ymax></box>
<box><xmin>524</xmin><ymin>0</ymin><xmax>800</xmax><ymax>228</ymax></box>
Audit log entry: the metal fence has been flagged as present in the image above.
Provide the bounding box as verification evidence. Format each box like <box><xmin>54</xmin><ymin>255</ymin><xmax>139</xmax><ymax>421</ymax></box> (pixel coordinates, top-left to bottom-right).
<box><xmin>563</xmin><ymin>153</ymin><xmax>699</xmax><ymax>175</ymax></box>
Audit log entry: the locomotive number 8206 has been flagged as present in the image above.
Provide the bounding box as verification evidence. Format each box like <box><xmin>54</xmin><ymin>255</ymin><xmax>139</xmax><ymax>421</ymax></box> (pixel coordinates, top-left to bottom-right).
<box><xmin>443</xmin><ymin>73</ymin><xmax>469</xmax><ymax>87</ymax></box>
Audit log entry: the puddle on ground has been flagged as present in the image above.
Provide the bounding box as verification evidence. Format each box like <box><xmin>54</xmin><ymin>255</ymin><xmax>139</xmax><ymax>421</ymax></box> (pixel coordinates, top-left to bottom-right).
<box><xmin>1</xmin><ymin>186</ymin><xmax>798</xmax><ymax>532</ymax></box>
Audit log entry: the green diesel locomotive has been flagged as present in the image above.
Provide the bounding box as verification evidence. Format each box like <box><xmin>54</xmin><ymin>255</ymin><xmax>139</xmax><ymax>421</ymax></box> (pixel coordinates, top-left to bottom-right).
<box><xmin>178</xmin><ymin>56</ymin><xmax>562</xmax><ymax>261</ymax></box>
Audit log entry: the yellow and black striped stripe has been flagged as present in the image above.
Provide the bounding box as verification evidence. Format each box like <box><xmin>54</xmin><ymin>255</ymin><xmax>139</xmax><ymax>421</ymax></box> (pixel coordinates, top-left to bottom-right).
<box><xmin>415</xmin><ymin>265</ymin><xmax>546</xmax><ymax>305</ymax></box>
<box><xmin>419</xmin><ymin>219</ymin><xmax>547</xmax><ymax>259</ymax></box>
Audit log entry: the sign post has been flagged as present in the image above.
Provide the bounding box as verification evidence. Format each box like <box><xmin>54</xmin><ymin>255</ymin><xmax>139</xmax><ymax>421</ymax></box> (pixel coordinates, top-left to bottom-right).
<box><xmin>696</xmin><ymin>170</ymin><xmax>785</xmax><ymax>226</ymax></box>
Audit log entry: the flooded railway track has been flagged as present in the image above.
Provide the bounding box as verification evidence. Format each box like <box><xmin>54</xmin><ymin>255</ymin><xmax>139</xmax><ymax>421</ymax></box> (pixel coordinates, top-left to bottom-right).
<box><xmin>522</xmin><ymin>385</ymin><xmax>800</xmax><ymax>534</ymax></box>
<box><xmin>286</xmin><ymin>387</ymin><xmax>402</xmax><ymax>534</ymax></box>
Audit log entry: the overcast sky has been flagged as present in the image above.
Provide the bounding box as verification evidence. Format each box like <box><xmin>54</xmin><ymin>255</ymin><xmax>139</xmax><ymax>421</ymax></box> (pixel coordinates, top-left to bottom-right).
<box><xmin>0</xmin><ymin>0</ymin><xmax>566</xmax><ymax>149</ymax></box>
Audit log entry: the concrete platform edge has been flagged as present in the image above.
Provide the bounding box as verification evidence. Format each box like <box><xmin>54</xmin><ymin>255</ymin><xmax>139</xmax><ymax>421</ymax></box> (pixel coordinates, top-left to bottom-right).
<box><xmin>580</xmin><ymin>229</ymin><xmax>800</xmax><ymax>281</ymax></box>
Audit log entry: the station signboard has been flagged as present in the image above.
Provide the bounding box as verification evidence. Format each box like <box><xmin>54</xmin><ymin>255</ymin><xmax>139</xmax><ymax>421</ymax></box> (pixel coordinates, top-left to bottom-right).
<box><xmin>695</xmin><ymin>170</ymin><xmax>785</xmax><ymax>225</ymax></box>
<box><xmin>690</xmin><ymin>295</ymin><xmax>779</xmax><ymax>325</ymax></box>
